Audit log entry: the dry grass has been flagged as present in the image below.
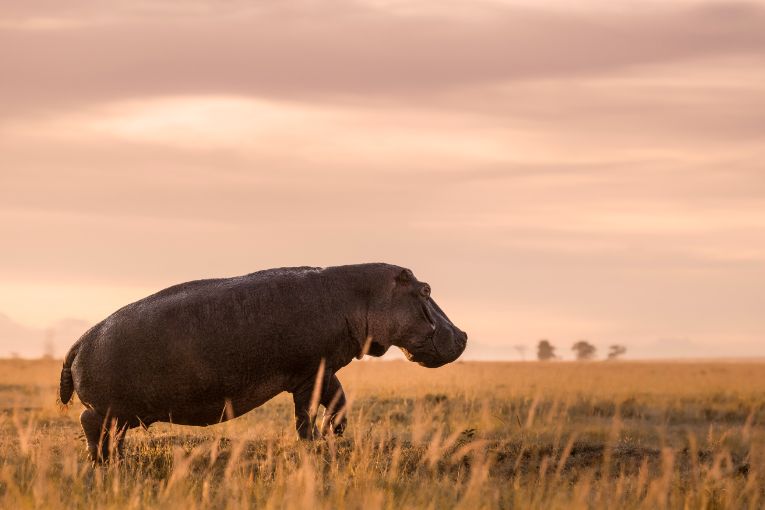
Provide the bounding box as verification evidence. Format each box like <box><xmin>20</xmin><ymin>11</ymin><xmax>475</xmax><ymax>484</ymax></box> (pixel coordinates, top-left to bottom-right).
<box><xmin>0</xmin><ymin>358</ymin><xmax>763</xmax><ymax>509</ymax></box>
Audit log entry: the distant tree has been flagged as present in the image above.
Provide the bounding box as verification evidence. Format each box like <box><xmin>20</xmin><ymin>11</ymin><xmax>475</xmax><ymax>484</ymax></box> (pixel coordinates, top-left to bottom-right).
<box><xmin>537</xmin><ymin>340</ymin><xmax>556</xmax><ymax>361</ymax></box>
<box><xmin>572</xmin><ymin>340</ymin><xmax>597</xmax><ymax>360</ymax></box>
<box><xmin>607</xmin><ymin>344</ymin><xmax>627</xmax><ymax>360</ymax></box>
<box><xmin>513</xmin><ymin>344</ymin><xmax>528</xmax><ymax>361</ymax></box>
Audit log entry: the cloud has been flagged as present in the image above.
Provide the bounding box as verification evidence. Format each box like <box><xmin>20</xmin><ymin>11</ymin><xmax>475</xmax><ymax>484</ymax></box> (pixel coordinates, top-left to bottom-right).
<box><xmin>1</xmin><ymin>1</ymin><xmax>765</xmax><ymax>116</ymax></box>
<box><xmin>1</xmin><ymin>91</ymin><xmax>763</xmax><ymax>290</ymax></box>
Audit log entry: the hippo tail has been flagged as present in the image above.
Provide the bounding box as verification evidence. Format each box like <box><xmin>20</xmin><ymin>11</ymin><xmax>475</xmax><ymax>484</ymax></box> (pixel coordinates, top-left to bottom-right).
<box><xmin>59</xmin><ymin>340</ymin><xmax>80</xmax><ymax>405</ymax></box>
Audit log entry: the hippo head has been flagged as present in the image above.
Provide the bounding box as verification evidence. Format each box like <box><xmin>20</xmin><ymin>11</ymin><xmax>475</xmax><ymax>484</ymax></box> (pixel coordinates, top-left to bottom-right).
<box><xmin>365</xmin><ymin>266</ymin><xmax>467</xmax><ymax>368</ymax></box>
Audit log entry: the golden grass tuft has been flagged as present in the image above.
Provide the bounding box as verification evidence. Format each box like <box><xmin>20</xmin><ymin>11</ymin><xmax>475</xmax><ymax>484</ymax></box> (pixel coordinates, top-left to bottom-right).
<box><xmin>0</xmin><ymin>358</ymin><xmax>763</xmax><ymax>508</ymax></box>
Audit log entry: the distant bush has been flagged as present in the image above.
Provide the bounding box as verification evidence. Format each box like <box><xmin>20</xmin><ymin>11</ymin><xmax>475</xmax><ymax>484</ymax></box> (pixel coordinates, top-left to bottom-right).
<box><xmin>607</xmin><ymin>344</ymin><xmax>627</xmax><ymax>360</ymax></box>
<box><xmin>572</xmin><ymin>340</ymin><xmax>597</xmax><ymax>360</ymax></box>
<box><xmin>537</xmin><ymin>339</ymin><xmax>556</xmax><ymax>361</ymax></box>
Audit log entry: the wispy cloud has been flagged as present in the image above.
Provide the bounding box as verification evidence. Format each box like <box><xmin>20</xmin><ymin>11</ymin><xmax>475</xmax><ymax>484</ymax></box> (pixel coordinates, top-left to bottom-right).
<box><xmin>2</xmin><ymin>1</ymin><xmax>765</xmax><ymax>116</ymax></box>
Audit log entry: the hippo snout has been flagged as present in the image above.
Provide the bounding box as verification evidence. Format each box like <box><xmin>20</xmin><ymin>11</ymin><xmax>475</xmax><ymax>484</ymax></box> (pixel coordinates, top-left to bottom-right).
<box><xmin>452</xmin><ymin>328</ymin><xmax>468</xmax><ymax>358</ymax></box>
<box><xmin>414</xmin><ymin>325</ymin><xmax>467</xmax><ymax>368</ymax></box>
<box><xmin>457</xmin><ymin>329</ymin><xmax>468</xmax><ymax>348</ymax></box>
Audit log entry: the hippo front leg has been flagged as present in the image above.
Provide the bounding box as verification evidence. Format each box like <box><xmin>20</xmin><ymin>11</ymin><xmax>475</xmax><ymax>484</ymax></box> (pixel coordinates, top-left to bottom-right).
<box><xmin>292</xmin><ymin>382</ymin><xmax>320</xmax><ymax>440</ymax></box>
<box><xmin>320</xmin><ymin>374</ymin><xmax>347</xmax><ymax>436</ymax></box>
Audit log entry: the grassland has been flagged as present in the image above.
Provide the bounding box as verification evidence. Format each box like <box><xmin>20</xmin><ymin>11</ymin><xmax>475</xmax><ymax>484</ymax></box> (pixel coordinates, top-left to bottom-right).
<box><xmin>0</xmin><ymin>358</ymin><xmax>763</xmax><ymax>509</ymax></box>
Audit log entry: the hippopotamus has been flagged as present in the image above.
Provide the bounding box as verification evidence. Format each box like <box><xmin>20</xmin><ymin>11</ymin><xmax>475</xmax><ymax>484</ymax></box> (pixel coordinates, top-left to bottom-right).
<box><xmin>59</xmin><ymin>263</ymin><xmax>467</xmax><ymax>461</ymax></box>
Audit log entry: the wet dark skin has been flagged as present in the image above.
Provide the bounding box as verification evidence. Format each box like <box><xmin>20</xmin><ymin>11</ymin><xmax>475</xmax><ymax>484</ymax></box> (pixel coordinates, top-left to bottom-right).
<box><xmin>59</xmin><ymin>263</ymin><xmax>467</xmax><ymax>462</ymax></box>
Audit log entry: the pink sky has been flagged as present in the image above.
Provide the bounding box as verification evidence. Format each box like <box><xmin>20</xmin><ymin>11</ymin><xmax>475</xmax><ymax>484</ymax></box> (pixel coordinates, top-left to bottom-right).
<box><xmin>1</xmin><ymin>0</ymin><xmax>764</xmax><ymax>359</ymax></box>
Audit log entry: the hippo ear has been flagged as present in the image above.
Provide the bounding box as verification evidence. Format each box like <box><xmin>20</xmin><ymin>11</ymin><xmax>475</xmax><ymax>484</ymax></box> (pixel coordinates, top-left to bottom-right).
<box><xmin>396</xmin><ymin>268</ymin><xmax>415</xmax><ymax>286</ymax></box>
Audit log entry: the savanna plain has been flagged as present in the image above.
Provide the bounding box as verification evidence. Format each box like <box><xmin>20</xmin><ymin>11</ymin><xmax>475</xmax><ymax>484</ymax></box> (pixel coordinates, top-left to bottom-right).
<box><xmin>0</xmin><ymin>358</ymin><xmax>763</xmax><ymax>509</ymax></box>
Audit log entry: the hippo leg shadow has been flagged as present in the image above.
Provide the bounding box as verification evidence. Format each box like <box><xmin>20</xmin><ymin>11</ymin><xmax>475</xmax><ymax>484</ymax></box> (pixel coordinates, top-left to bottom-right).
<box><xmin>80</xmin><ymin>408</ymin><xmax>130</xmax><ymax>463</ymax></box>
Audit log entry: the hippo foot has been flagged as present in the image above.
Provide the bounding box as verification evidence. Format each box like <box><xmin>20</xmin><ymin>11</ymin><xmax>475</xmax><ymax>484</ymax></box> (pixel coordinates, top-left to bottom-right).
<box><xmin>296</xmin><ymin>421</ymin><xmax>320</xmax><ymax>441</ymax></box>
<box><xmin>321</xmin><ymin>414</ymin><xmax>347</xmax><ymax>437</ymax></box>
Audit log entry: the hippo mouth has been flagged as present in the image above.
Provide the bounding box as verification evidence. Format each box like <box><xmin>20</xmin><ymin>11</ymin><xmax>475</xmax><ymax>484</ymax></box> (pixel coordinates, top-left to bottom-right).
<box><xmin>400</xmin><ymin>328</ymin><xmax>441</xmax><ymax>367</ymax></box>
<box><xmin>400</xmin><ymin>346</ymin><xmax>432</xmax><ymax>365</ymax></box>
<box><xmin>399</xmin><ymin>298</ymin><xmax>467</xmax><ymax>368</ymax></box>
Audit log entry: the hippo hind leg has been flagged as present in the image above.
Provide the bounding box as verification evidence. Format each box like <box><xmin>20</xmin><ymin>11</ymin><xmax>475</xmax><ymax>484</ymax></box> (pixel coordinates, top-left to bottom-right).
<box><xmin>80</xmin><ymin>409</ymin><xmax>129</xmax><ymax>462</ymax></box>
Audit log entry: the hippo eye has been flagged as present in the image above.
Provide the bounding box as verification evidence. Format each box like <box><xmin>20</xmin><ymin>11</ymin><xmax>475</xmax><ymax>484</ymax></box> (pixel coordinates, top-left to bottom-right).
<box><xmin>419</xmin><ymin>285</ymin><xmax>431</xmax><ymax>298</ymax></box>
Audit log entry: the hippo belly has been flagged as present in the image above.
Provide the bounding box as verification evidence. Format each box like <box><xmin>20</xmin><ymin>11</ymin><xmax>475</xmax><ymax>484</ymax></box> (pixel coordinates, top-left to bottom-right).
<box><xmin>70</xmin><ymin>319</ymin><xmax>296</xmax><ymax>427</ymax></box>
<box><xmin>73</xmin><ymin>350</ymin><xmax>291</xmax><ymax>427</ymax></box>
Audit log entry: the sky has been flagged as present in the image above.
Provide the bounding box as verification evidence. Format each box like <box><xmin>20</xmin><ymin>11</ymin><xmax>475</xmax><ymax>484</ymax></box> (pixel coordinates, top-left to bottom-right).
<box><xmin>1</xmin><ymin>0</ymin><xmax>764</xmax><ymax>359</ymax></box>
